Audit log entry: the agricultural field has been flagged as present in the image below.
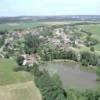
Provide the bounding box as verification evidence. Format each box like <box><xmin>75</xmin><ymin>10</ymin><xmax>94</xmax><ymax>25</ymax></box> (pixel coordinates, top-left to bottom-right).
<box><xmin>41</xmin><ymin>21</ymin><xmax>84</xmax><ymax>25</ymax></box>
<box><xmin>0</xmin><ymin>21</ymin><xmax>41</xmax><ymax>31</ymax></box>
<box><xmin>0</xmin><ymin>20</ymin><xmax>96</xmax><ymax>31</ymax></box>
<box><xmin>0</xmin><ymin>58</ymin><xmax>42</xmax><ymax>100</ymax></box>
<box><xmin>0</xmin><ymin>21</ymin><xmax>73</xmax><ymax>31</ymax></box>
<box><xmin>79</xmin><ymin>24</ymin><xmax>100</xmax><ymax>51</ymax></box>
<box><xmin>0</xmin><ymin>81</ymin><xmax>42</xmax><ymax>100</ymax></box>
<box><xmin>83</xmin><ymin>24</ymin><xmax>100</xmax><ymax>36</ymax></box>
<box><xmin>0</xmin><ymin>58</ymin><xmax>33</xmax><ymax>85</ymax></box>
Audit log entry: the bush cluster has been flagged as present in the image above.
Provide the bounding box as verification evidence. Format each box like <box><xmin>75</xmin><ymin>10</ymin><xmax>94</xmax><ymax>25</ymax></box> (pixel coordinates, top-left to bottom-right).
<box><xmin>30</xmin><ymin>64</ymin><xmax>67</xmax><ymax>100</ymax></box>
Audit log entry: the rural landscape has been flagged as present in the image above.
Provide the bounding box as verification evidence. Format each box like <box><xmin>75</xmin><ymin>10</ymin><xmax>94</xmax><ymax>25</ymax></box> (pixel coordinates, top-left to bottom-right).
<box><xmin>0</xmin><ymin>15</ymin><xmax>100</xmax><ymax>100</ymax></box>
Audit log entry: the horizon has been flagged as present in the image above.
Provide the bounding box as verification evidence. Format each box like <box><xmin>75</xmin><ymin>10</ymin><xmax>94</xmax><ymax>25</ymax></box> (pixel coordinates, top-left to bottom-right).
<box><xmin>0</xmin><ymin>0</ymin><xmax>100</xmax><ymax>17</ymax></box>
<box><xmin>0</xmin><ymin>15</ymin><xmax>100</xmax><ymax>18</ymax></box>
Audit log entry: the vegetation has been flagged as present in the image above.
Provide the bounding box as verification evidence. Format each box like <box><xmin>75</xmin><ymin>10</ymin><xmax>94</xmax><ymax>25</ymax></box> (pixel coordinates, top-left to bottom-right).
<box><xmin>80</xmin><ymin>51</ymin><xmax>99</xmax><ymax>66</ymax></box>
<box><xmin>82</xmin><ymin>24</ymin><xmax>100</xmax><ymax>50</ymax></box>
<box><xmin>38</xmin><ymin>44</ymin><xmax>78</xmax><ymax>61</ymax></box>
<box><xmin>30</xmin><ymin>64</ymin><xmax>67</xmax><ymax>100</ymax></box>
<box><xmin>83</xmin><ymin>24</ymin><xmax>100</xmax><ymax>37</ymax></box>
<box><xmin>0</xmin><ymin>34</ymin><xmax>5</xmax><ymax>47</ymax></box>
<box><xmin>24</xmin><ymin>34</ymin><xmax>41</xmax><ymax>54</ymax></box>
<box><xmin>0</xmin><ymin>58</ymin><xmax>32</xmax><ymax>85</ymax></box>
<box><xmin>66</xmin><ymin>89</ymin><xmax>100</xmax><ymax>100</ymax></box>
<box><xmin>1</xmin><ymin>21</ymin><xmax>100</xmax><ymax>100</ymax></box>
<box><xmin>90</xmin><ymin>46</ymin><xmax>95</xmax><ymax>52</ymax></box>
<box><xmin>0</xmin><ymin>58</ymin><xmax>42</xmax><ymax>100</ymax></box>
<box><xmin>96</xmin><ymin>67</ymin><xmax>100</xmax><ymax>81</ymax></box>
<box><xmin>85</xmin><ymin>35</ymin><xmax>99</xmax><ymax>47</ymax></box>
<box><xmin>17</xmin><ymin>56</ymin><xmax>25</xmax><ymax>66</ymax></box>
<box><xmin>0</xmin><ymin>81</ymin><xmax>42</xmax><ymax>100</ymax></box>
<box><xmin>20</xmin><ymin>63</ymin><xmax>100</xmax><ymax>100</ymax></box>
<box><xmin>0</xmin><ymin>21</ymin><xmax>41</xmax><ymax>31</ymax></box>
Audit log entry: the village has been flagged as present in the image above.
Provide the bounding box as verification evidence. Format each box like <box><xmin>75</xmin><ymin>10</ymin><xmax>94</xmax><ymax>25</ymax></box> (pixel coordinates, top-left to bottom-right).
<box><xmin>0</xmin><ymin>23</ymin><xmax>99</xmax><ymax>67</ymax></box>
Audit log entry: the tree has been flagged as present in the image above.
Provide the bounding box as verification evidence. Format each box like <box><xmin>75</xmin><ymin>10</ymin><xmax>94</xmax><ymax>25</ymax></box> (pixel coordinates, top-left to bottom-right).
<box><xmin>96</xmin><ymin>67</ymin><xmax>100</xmax><ymax>81</ymax></box>
<box><xmin>80</xmin><ymin>51</ymin><xmax>98</xmax><ymax>66</ymax></box>
<box><xmin>81</xmin><ymin>59</ymin><xmax>88</xmax><ymax>66</ymax></box>
<box><xmin>35</xmin><ymin>70</ymin><xmax>66</xmax><ymax>100</ymax></box>
<box><xmin>52</xmin><ymin>73</ymin><xmax>62</xmax><ymax>87</ymax></box>
<box><xmin>24</xmin><ymin>34</ymin><xmax>41</xmax><ymax>54</ymax></box>
<box><xmin>90</xmin><ymin>47</ymin><xmax>95</xmax><ymax>52</ymax></box>
<box><xmin>85</xmin><ymin>36</ymin><xmax>99</xmax><ymax>47</ymax></box>
<box><xmin>30</xmin><ymin>63</ymin><xmax>42</xmax><ymax>77</ymax></box>
<box><xmin>0</xmin><ymin>35</ymin><xmax>5</xmax><ymax>48</ymax></box>
<box><xmin>63</xmin><ymin>50</ymin><xmax>78</xmax><ymax>61</ymax></box>
<box><xmin>0</xmin><ymin>31</ymin><xmax>6</xmax><ymax>35</ymax></box>
<box><xmin>16</xmin><ymin>56</ymin><xmax>24</xmax><ymax>66</ymax></box>
<box><xmin>31</xmin><ymin>63</ymin><xmax>67</xmax><ymax>100</ymax></box>
<box><xmin>38</xmin><ymin>44</ymin><xmax>54</xmax><ymax>61</ymax></box>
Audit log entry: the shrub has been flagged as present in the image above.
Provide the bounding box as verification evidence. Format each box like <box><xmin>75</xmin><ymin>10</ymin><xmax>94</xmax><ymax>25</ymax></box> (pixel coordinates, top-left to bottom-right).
<box><xmin>52</xmin><ymin>73</ymin><xmax>62</xmax><ymax>87</ymax></box>
<box><xmin>96</xmin><ymin>67</ymin><xmax>100</xmax><ymax>81</ymax></box>
<box><xmin>90</xmin><ymin>47</ymin><xmax>95</xmax><ymax>52</ymax></box>
<box><xmin>24</xmin><ymin>34</ymin><xmax>41</xmax><ymax>54</ymax></box>
<box><xmin>31</xmin><ymin>64</ymin><xmax>67</xmax><ymax>100</ymax></box>
<box><xmin>80</xmin><ymin>51</ymin><xmax>98</xmax><ymax>66</ymax></box>
<box><xmin>81</xmin><ymin>59</ymin><xmax>88</xmax><ymax>66</ymax></box>
<box><xmin>65</xmin><ymin>50</ymin><xmax>78</xmax><ymax>61</ymax></box>
<box><xmin>16</xmin><ymin>56</ymin><xmax>24</xmax><ymax>66</ymax></box>
<box><xmin>0</xmin><ymin>35</ymin><xmax>5</xmax><ymax>48</ymax></box>
<box><xmin>38</xmin><ymin>43</ymin><xmax>78</xmax><ymax>62</ymax></box>
<box><xmin>85</xmin><ymin>36</ymin><xmax>99</xmax><ymax>47</ymax></box>
<box><xmin>30</xmin><ymin>63</ymin><xmax>42</xmax><ymax>77</ymax></box>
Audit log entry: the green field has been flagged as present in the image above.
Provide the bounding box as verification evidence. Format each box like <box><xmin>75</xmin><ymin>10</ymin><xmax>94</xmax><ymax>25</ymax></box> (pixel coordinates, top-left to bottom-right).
<box><xmin>0</xmin><ymin>21</ymin><xmax>41</xmax><ymax>31</ymax></box>
<box><xmin>0</xmin><ymin>21</ymin><xmax>77</xmax><ymax>31</ymax></box>
<box><xmin>0</xmin><ymin>21</ymin><xmax>94</xmax><ymax>31</ymax></box>
<box><xmin>0</xmin><ymin>58</ymin><xmax>42</xmax><ymax>100</ymax></box>
<box><xmin>82</xmin><ymin>24</ymin><xmax>100</xmax><ymax>39</ymax></box>
<box><xmin>83</xmin><ymin>24</ymin><xmax>100</xmax><ymax>51</ymax></box>
<box><xmin>76</xmin><ymin>24</ymin><xmax>100</xmax><ymax>53</ymax></box>
<box><xmin>0</xmin><ymin>58</ymin><xmax>33</xmax><ymax>85</ymax></box>
<box><xmin>94</xmin><ymin>43</ymin><xmax>100</xmax><ymax>51</ymax></box>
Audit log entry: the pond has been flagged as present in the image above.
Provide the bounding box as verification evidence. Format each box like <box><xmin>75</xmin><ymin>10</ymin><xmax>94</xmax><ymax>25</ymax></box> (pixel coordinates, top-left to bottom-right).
<box><xmin>40</xmin><ymin>60</ymin><xmax>100</xmax><ymax>89</ymax></box>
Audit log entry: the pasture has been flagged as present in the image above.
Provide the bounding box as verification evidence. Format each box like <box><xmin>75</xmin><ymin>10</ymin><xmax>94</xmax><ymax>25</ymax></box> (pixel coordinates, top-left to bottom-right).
<box><xmin>0</xmin><ymin>58</ymin><xmax>42</xmax><ymax>100</ymax></box>
<box><xmin>0</xmin><ymin>81</ymin><xmax>42</xmax><ymax>100</ymax></box>
<box><xmin>0</xmin><ymin>58</ymin><xmax>33</xmax><ymax>85</ymax></box>
<box><xmin>0</xmin><ymin>21</ymin><xmax>41</xmax><ymax>31</ymax></box>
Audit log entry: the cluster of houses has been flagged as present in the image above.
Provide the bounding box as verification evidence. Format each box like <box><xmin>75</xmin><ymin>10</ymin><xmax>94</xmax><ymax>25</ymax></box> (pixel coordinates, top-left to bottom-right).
<box><xmin>21</xmin><ymin>54</ymin><xmax>38</xmax><ymax>66</ymax></box>
<box><xmin>0</xmin><ymin>25</ymin><xmax>85</xmax><ymax>65</ymax></box>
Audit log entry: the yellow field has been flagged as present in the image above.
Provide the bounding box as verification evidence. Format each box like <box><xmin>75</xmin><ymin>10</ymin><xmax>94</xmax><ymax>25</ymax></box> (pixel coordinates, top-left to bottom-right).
<box><xmin>0</xmin><ymin>81</ymin><xmax>42</xmax><ymax>100</ymax></box>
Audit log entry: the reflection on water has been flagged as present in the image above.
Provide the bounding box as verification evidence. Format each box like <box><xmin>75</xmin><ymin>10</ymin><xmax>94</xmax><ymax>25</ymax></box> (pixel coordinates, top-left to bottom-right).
<box><xmin>40</xmin><ymin>61</ymin><xmax>100</xmax><ymax>89</ymax></box>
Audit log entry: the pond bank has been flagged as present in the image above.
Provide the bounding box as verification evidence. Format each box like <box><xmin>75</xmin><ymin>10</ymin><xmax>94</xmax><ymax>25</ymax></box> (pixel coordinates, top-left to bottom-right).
<box><xmin>40</xmin><ymin>60</ymin><xmax>100</xmax><ymax>89</ymax></box>
<box><xmin>41</xmin><ymin>59</ymin><xmax>97</xmax><ymax>72</ymax></box>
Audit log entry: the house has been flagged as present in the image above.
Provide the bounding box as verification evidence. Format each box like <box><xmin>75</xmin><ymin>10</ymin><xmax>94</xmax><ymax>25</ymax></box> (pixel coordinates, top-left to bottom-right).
<box><xmin>53</xmin><ymin>28</ymin><xmax>64</xmax><ymax>36</ymax></box>
<box><xmin>75</xmin><ymin>39</ymin><xmax>84</xmax><ymax>47</ymax></box>
<box><xmin>22</xmin><ymin>54</ymin><xmax>38</xmax><ymax>66</ymax></box>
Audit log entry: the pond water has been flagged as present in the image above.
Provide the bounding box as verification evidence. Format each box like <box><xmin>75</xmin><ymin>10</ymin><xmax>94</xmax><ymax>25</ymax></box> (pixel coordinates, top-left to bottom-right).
<box><xmin>40</xmin><ymin>61</ymin><xmax>100</xmax><ymax>89</ymax></box>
